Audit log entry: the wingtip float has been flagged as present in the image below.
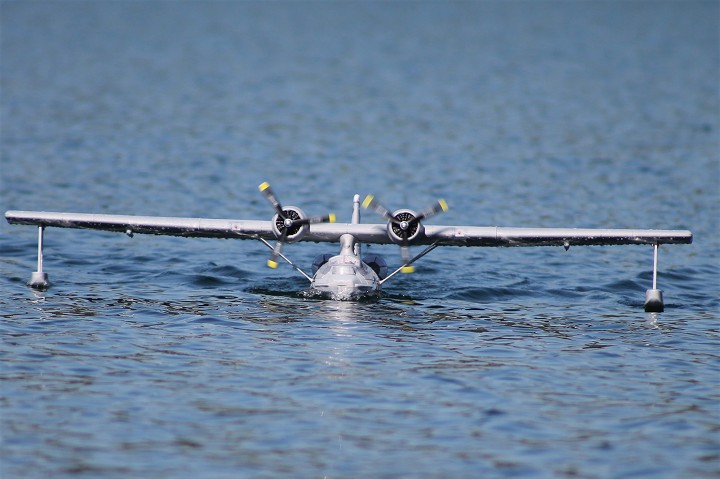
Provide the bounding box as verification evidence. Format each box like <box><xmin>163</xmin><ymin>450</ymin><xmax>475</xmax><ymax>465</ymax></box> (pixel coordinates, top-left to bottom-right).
<box><xmin>5</xmin><ymin>184</ymin><xmax>692</xmax><ymax>311</ymax></box>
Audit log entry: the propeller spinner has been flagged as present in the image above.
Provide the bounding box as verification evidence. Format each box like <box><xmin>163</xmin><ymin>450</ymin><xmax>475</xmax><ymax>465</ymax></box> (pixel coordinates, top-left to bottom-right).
<box><xmin>259</xmin><ymin>182</ymin><xmax>335</xmax><ymax>268</ymax></box>
<box><xmin>362</xmin><ymin>194</ymin><xmax>448</xmax><ymax>273</ymax></box>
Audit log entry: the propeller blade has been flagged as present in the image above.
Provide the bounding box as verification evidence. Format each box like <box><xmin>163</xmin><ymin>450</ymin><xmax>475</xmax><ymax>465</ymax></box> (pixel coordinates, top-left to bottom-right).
<box><xmin>362</xmin><ymin>195</ymin><xmax>398</xmax><ymax>223</ymax></box>
<box><xmin>413</xmin><ymin>199</ymin><xmax>449</xmax><ymax>223</ymax></box>
<box><xmin>400</xmin><ymin>243</ymin><xmax>415</xmax><ymax>274</ymax></box>
<box><xmin>295</xmin><ymin>213</ymin><xmax>336</xmax><ymax>226</ymax></box>
<box><xmin>258</xmin><ymin>182</ymin><xmax>286</xmax><ymax>218</ymax></box>
<box><xmin>267</xmin><ymin>228</ymin><xmax>289</xmax><ymax>269</ymax></box>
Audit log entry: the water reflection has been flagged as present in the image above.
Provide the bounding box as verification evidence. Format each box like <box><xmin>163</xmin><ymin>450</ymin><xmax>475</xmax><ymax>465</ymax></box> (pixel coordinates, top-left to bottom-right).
<box><xmin>30</xmin><ymin>290</ymin><xmax>47</xmax><ymax>304</ymax></box>
<box><xmin>645</xmin><ymin>312</ymin><xmax>660</xmax><ymax>329</ymax></box>
<box><xmin>318</xmin><ymin>300</ymin><xmax>356</xmax><ymax>325</ymax></box>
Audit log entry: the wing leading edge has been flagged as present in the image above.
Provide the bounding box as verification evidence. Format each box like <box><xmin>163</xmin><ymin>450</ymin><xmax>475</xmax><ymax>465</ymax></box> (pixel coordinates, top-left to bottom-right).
<box><xmin>5</xmin><ymin>210</ymin><xmax>692</xmax><ymax>247</ymax></box>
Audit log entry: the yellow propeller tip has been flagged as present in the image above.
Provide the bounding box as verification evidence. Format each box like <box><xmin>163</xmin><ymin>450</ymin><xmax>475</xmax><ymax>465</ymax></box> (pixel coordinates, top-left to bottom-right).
<box><xmin>329</xmin><ymin>213</ymin><xmax>336</xmax><ymax>223</ymax></box>
<box><xmin>267</xmin><ymin>259</ymin><xmax>279</xmax><ymax>269</ymax></box>
<box><xmin>439</xmin><ymin>199</ymin><xmax>449</xmax><ymax>212</ymax></box>
<box><xmin>362</xmin><ymin>194</ymin><xmax>374</xmax><ymax>209</ymax></box>
<box><xmin>401</xmin><ymin>266</ymin><xmax>415</xmax><ymax>274</ymax></box>
<box><xmin>258</xmin><ymin>181</ymin><xmax>270</xmax><ymax>191</ymax></box>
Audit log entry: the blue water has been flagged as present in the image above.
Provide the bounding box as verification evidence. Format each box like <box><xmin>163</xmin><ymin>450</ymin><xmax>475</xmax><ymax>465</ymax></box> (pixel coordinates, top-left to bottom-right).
<box><xmin>1</xmin><ymin>1</ymin><xmax>719</xmax><ymax>477</ymax></box>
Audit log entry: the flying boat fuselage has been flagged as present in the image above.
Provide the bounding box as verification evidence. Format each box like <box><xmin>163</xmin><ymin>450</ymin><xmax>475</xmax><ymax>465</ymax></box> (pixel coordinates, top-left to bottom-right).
<box><xmin>310</xmin><ymin>233</ymin><xmax>381</xmax><ymax>300</ymax></box>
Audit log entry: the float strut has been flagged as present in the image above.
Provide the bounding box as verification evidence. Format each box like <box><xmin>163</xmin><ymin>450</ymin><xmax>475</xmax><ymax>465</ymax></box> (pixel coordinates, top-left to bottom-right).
<box><xmin>644</xmin><ymin>243</ymin><xmax>663</xmax><ymax>312</ymax></box>
<box><xmin>29</xmin><ymin>225</ymin><xmax>50</xmax><ymax>289</ymax></box>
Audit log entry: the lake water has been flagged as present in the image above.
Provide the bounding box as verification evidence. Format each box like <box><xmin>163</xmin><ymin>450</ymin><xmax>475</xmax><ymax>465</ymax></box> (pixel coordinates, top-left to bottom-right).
<box><xmin>1</xmin><ymin>1</ymin><xmax>718</xmax><ymax>478</ymax></box>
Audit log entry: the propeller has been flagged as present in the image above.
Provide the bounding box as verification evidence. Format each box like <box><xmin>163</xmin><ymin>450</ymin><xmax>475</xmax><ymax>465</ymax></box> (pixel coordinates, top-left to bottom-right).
<box><xmin>258</xmin><ymin>182</ymin><xmax>335</xmax><ymax>268</ymax></box>
<box><xmin>362</xmin><ymin>194</ymin><xmax>448</xmax><ymax>273</ymax></box>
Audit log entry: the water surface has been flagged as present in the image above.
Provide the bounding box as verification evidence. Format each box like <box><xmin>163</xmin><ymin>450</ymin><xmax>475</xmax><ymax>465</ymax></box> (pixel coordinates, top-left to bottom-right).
<box><xmin>1</xmin><ymin>1</ymin><xmax>718</xmax><ymax>478</ymax></box>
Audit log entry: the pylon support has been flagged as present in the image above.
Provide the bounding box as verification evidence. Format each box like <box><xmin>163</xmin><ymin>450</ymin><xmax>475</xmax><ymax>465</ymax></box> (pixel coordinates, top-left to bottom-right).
<box><xmin>29</xmin><ymin>225</ymin><xmax>50</xmax><ymax>289</ymax></box>
<box><xmin>644</xmin><ymin>243</ymin><xmax>663</xmax><ymax>312</ymax></box>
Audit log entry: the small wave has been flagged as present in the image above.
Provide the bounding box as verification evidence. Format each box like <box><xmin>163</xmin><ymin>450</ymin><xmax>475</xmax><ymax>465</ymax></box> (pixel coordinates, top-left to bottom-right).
<box><xmin>199</xmin><ymin>264</ymin><xmax>253</xmax><ymax>280</ymax></box>
<box><xmin>246</xmin><ymin>286</ymin><xmax>307</xmax><ymax>300</ymax></box>
<box><xmin>189</xmin><ymin>264</ymin><xmax>255</xmax><ymax>287</ymax></box>
<box><xmin>446</xmin><ymin>286</ymin><xmax>535</xmax><ymax>303</ymax></box>
<box><xmin>602</xmin><ymin>278</ymin><xmax>644</xmax><ymax>293</ymax></box>
<box><xmin>188</xmin><ymin>316</ymin><xmax>238</xmax><ymax>327</ymax></box>
<box><xmin>191</xmin><ymin>274</ymin><xmax>231</xmax><ymax>287</ymax></box>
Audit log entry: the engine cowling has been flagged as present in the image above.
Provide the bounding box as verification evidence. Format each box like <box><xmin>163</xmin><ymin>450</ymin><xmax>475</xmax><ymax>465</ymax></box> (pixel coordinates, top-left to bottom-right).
<box><xmin>271</xmin><ymin>206</ymin><xmax>308</xmax><ymax>242</ymax></box>
<box><xmin>386</xmin><ymin>209</ymin><xmax>424</xmax><ymax>244</ymax></box>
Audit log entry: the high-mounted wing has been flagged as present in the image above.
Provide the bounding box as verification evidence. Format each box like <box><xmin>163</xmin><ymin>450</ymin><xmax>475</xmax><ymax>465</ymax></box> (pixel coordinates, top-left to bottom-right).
<box><xmin>5</xmin><ymin>211</ymin><xmax>276</xmax><ymax>240</ymax></box>
<box><xmin>5</xmin><ymin>211</ymin><xmax>691</xmax><ymax>247</ymax></box>
<box><xmin>421</xmin><ymin>225</ymin><xmax>693</xmax><ymax>247</ymax></box>
<box><xmin>284</xmin><ymin>223</ymin><xmax>692</xmax><ymax>247</ymax></box>
<box><xmin>2</xmin><ymin>210</ymin><xmax>391</xmax><ymax>245</ymax></box>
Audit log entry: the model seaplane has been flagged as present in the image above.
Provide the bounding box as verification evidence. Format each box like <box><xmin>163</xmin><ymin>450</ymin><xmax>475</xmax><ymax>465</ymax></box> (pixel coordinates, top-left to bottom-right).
<box><xmin>5</xmin><ymin>182</ymin><xmax>692</xmax><ymax>311</ymax></box>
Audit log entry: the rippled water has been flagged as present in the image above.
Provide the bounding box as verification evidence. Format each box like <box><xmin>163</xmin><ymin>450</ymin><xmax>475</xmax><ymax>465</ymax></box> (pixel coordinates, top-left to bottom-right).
<box><xmin>1</xmin><ymin>1</ymin><xmax>719</xmax><ymax>478</ymax></box>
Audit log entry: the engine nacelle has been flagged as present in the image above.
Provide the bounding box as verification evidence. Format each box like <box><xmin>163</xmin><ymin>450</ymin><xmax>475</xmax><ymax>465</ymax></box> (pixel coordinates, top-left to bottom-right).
<box><xmin>386</xmin><ymin>209</ymin><xmax>424</xmax><ymax>244</ymax></box>
<box><xmin>271</xmin><ymin>205</ymin><xmax>308</xmax><ymax>242</ymax></box>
